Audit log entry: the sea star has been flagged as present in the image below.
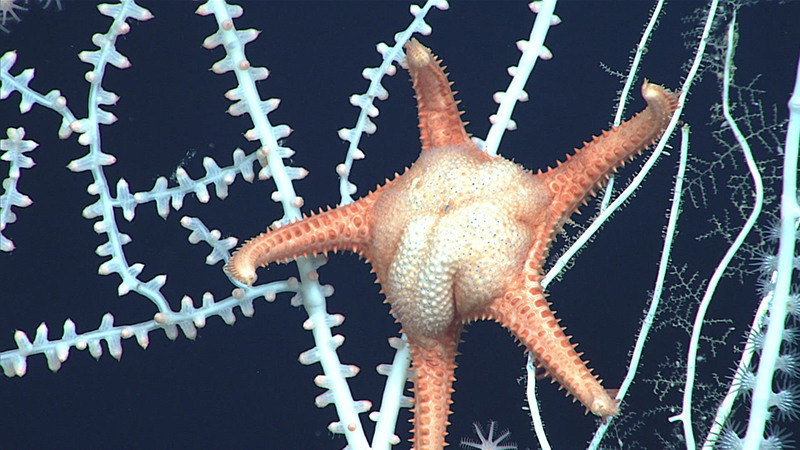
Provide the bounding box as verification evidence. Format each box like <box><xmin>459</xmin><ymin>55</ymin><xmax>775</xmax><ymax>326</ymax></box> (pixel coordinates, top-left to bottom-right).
<box><xmin>225</xmin><ymin>39</ymin><xmax>679</xmax><ymax>449</ymax></box>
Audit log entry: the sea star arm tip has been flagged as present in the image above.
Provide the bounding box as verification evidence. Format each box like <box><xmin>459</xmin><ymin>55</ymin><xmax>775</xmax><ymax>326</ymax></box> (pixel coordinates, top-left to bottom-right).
<box><xmin>225</xmin><ymin>197</ymin><xmax>376</xmax><ymax>285</ymax></box>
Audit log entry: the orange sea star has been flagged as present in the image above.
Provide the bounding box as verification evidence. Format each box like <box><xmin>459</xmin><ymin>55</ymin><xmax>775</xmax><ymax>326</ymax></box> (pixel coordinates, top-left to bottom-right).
<box><xmin>225</xmin><ymin>39</ymin><xmax>679</xmax><ymax>449</ymax></box>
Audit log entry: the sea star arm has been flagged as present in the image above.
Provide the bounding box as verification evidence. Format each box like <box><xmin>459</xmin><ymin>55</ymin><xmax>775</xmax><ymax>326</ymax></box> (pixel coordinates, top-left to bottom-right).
<box><xmin>541</xmin><ymin>81</ymin><xmax>680</xmax><ymax>233</ymax></box>
<box><xmin>406</xmin><ymin>39</ymin><xmax>474</xmax><ymax>151</ymax></box>
<box><xmin>225</xmin><ymin>195</ymin><xmax>377</xmax><ymax>285</ymax></box>
<box><xmin>487</xmin><ymin>269</ymin><xmax>620</xmax><ymax>420</ymax></box>
<box><xmin>406</xmin><ymin>327</ymin><xmax>461</xmax><ymax>450</ymax></box>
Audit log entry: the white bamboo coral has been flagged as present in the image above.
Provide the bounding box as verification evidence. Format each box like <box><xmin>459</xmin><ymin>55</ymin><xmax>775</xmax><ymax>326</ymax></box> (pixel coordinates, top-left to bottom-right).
<box><xmin>0</xmin><ymin>1</ymin><xmax>797</xmax><ymax>448</ymax></box>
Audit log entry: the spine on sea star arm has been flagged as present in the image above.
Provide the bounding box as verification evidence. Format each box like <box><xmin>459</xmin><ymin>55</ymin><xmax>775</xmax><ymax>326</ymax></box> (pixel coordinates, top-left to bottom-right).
<box><xmin>543</xmin><ymin>81</ymin><xmax>679</xmax><ymax>221</ymax></box>
<box><xmin>225</xmin><ymin>198</ymin><xmax>376</xmax><ymax>285</ymax></box>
